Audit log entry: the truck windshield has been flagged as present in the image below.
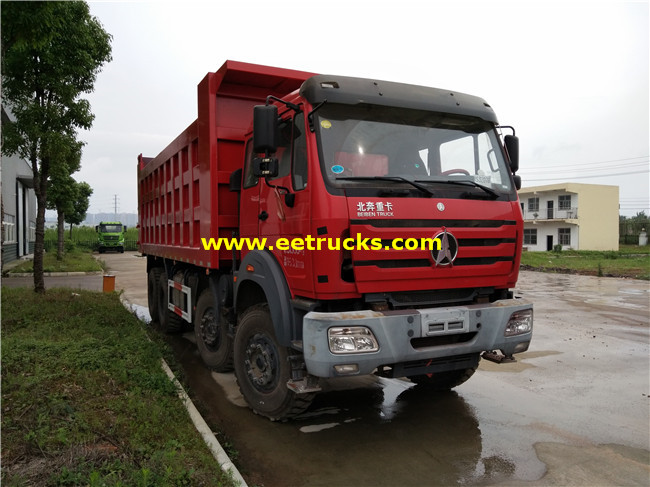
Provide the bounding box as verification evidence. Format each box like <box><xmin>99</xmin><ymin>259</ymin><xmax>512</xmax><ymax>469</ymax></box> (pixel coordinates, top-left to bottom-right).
<box><xmin>100</xmin><ymin>225</ymin><xmax>122</xmax><ymax>233</ymax></box>
<box><xmin>316</xmin><ymin>103</ymin><xmax>513</xmax><ymax>195</ymax></box>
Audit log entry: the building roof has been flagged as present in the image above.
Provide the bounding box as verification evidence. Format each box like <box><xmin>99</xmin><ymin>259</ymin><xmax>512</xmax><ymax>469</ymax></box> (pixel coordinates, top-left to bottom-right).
<box><xmin>518</xmin><ymin>182</ymin><xmax>619</xmax><ymax>195</ymax></box>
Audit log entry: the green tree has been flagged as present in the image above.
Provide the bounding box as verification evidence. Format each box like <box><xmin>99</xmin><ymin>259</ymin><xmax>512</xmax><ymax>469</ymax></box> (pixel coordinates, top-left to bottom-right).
<box><xmin>1</xmin><ymin>1</ymin><xmax>112</xmax><ymax>292</ymax></box>
<box><xmin>46</xmin><ymin>138</ymin><xmax>82</xmax><ymax>260</ymax></box>
<box><xmin>66</xmin><ymin>181</ymin><xmax>93</xmax><ymax>238</ymax></box>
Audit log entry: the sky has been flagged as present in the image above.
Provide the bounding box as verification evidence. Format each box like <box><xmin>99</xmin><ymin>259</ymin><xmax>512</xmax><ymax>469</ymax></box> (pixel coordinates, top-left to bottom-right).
<box><xmin>73</xmin><ymin>0</ymin><xmax>648</xmax><ymax>217</ymax></box>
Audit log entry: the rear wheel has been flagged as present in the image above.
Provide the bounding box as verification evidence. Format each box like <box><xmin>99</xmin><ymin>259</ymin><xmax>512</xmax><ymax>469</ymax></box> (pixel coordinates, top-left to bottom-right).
<box><xmin>195</xmin><ymin>290</ymin><xmax>233</xmax><ymax>371</ymax></box>
<box><xmin>410</xmin><ymin>357</ymin><xmax>479</xmax><ymax>390</ymax></box>
<box><xmin>234</xmin><ymin>304</ymin><xmax>314</xmax><ymax>421</ymax></box>
<box><xmin>147</xmin><ymin>268</ymin><xmax>162</xmax><ymax>323</ymax></box>
<box><xmin>157</xmin><ymin>271</ymin><xmax>183</xmax><ymax>334</ymax></box>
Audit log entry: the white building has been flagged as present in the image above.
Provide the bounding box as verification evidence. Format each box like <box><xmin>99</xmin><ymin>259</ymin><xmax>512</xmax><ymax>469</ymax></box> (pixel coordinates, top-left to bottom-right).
<box><xmin>518</xmin><ymin>183</ymin><xmax>619</xmax><ymax>251</ymax></box>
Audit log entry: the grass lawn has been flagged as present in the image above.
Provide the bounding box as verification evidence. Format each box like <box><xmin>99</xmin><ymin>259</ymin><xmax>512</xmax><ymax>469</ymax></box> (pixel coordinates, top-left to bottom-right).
<box><xmin>1</xmin><ymin>288</ymin><xmax>237</xmax><ymax>486</ymax></box>
<box><xmin>520</xmin><ymin>245</ymin><xmax>650</xmax><ymax>280</ymax></box>
<box><xmin>6</xmin><ymin>249</ymin><xmax>103</xmax><ymax>274</ymax></box>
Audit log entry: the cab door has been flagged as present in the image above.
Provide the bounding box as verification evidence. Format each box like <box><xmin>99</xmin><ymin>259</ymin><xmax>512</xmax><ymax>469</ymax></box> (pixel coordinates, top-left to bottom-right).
<box><xmin>240</xmin><ymin>112</ymin><xmax>314</xmax><ymax>296</ymax></box>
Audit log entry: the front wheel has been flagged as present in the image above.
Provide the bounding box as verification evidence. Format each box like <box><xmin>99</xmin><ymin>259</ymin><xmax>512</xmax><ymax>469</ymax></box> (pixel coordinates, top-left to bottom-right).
<box><xmin>195</xmin><ymin>290</ymin><xmax>233</xmax><ymax>371</ymax></box>
<box><xmin>233</xmin><ymin>304</ymin><xmax>314</xmax><ymax>421</ymax></box>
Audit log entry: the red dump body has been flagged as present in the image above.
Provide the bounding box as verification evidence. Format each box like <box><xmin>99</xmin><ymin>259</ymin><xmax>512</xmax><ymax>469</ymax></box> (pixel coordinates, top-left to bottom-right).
<box><xmin>137</xmin><ymin>61</ymin><xmax>314</xmax><ymax>268</ymax></box>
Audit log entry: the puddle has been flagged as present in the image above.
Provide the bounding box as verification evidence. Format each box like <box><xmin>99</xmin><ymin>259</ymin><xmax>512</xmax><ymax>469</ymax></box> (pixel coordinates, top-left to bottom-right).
<box><xmin>299</xmin><ymin>423</ymin><xmax>340</xmax><ymax>433</ymax></box>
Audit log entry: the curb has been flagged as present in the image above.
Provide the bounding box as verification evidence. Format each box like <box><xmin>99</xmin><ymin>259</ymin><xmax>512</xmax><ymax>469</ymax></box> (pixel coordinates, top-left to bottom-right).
<box><xmin>120</xmin><ymin>296</ymin><xmax>248</xmax><ymax>487</ymax></box>
<box><xmin>160</xmin><ymin>360</ymin><xmax>248</xmax><ymax>487</ymax></box>
<box><xmin>4</xmin><ymin>271</ymin><xmax>104</xmax><ymax>277</ymax></box>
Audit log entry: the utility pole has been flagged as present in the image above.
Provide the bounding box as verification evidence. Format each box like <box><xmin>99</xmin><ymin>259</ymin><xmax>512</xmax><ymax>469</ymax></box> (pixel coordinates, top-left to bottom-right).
<box><xmin>113</xmin><ymin>194</ymin><xmax>119</xmax><ymax>218</ymax></box>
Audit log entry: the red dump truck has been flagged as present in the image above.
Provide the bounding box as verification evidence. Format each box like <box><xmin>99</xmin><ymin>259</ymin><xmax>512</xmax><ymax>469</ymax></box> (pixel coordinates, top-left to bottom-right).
<box><xmin>138</xmin><ymin>60</ymin><xmax>533</xmax><ymax>420</ymax></box>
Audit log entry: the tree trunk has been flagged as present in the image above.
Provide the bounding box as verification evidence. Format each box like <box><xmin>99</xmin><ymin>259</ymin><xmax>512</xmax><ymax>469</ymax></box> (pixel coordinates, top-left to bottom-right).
<box><xmin>32</xmin><ymin>152</ymin><xmax>49</xmax><ymax>294</ymax></box>
<box><xmin>57</xmin><ymin>209</ymin><xmax>65</xmax><ymax>260</ymax></box>
<box><xmin>33</xmin><ymin>194</ymin><xmax>47</xmax><ymax>293</ymax></box>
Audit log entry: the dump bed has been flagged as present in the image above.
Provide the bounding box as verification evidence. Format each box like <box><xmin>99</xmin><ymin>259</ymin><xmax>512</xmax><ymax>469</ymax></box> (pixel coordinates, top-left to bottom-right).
<box><xmin>138</xmin><ymin>60</ymin><xmax>314</xmax><ymax>268</ymax></box>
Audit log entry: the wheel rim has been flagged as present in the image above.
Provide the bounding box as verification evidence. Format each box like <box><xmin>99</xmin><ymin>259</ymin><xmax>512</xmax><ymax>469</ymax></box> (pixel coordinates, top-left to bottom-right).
<box><xmin>199</xmin><ymin>307</ymin><xmax>221</xmax><ymax>351</ymax></box>
<box><xmin>244</xmin><ymin>333</ymin><xmax>279</xmax><ymax>392</ymax></box>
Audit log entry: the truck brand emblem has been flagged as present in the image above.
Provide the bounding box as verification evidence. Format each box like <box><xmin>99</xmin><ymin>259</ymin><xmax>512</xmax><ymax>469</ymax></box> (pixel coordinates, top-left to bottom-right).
<box><xmin>432</xmin><ymin>228</ymin><xmax>458</xmax><ymax>267</ymax></box>
<box><xmin>436</xmin><ymin>202</ymin><xmax>445</xmax><ymax>211</ymax></box>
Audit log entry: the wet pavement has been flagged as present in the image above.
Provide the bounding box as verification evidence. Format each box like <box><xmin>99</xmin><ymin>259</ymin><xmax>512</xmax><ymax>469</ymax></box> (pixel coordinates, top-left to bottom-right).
<box><xmin>4</xmin><ymin>252</ymin><xmax>649</xmax><ymax>485</ymax></box>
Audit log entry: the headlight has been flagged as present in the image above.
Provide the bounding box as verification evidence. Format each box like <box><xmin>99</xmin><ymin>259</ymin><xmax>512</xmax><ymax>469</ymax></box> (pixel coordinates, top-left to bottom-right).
<box><xmin>504</xmin><ymin>309</ymin><xmax>533</xmax><ymax>337</ymax></box>
<box><xmin>328</xmin><ymin>326</ymin><xmax>379</xmax><ymax>354</ymax></box>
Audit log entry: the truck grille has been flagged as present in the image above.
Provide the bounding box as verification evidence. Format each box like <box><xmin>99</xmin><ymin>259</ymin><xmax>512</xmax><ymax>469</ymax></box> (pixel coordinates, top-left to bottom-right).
<box><xmin>349</xmin><ymin>218</ymin><xmax>518</xmax><ymax>293</ymax></box>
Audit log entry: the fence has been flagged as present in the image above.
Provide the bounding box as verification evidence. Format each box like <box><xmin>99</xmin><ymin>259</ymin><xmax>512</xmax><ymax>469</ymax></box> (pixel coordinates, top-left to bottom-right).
<box><xmin>44</xmin><ymin>239</ymin><xmax>139</xmax><ymax>252</ymax></box>
<box><xmin>619</xmin><ymin>221</ymin><xmax>649</xmax><ymax>245</ymax></box>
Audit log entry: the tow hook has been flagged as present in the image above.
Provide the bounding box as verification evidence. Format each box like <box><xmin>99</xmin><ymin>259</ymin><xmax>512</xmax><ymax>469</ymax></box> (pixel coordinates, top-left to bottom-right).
<box><xmin>482</xmin><ymin>350</ymin><xmax>516</xmax><ymax>364</ymax></box>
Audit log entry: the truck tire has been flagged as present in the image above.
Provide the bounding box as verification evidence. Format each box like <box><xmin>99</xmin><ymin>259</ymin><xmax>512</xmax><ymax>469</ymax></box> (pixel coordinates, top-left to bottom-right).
<box><xmin>234</xmin><ymin>304</ymin><xmax>314</xmax><ymax>421</ymax></box>
<box><xmin>195</xmin><ymin>290</ymin><xmax>233</xmax><ymax>372</ymax></box>
<box><xmin>147</xmin><ymin>267</ymin><xmax>162</xmax><ymax>323</ymax></box>
<box><xmin>410</xmin><ymin>358</ymin><xmax>479</xmax><ymax>390</ymax></box>
<box><xmin>157</xmin><ymin>271</ymin><xmax>183</xmax><ymax>334</ymax></box>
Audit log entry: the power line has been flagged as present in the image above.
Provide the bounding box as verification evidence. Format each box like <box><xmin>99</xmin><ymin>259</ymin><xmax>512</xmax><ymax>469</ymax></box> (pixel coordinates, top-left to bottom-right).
<box><xmin>523</xmin><ymin>161</ymin><xmax>648</xmax><ymax>175</ymax></box>
<box><xmin>526</xmin><ymin>155</ymin><xmax>648</xmax><ymax>169</ymax></box>
<box><xmin>525</xmin><ymin>169</ymin><xmax>649</xmax><ymax>181</ymax></box>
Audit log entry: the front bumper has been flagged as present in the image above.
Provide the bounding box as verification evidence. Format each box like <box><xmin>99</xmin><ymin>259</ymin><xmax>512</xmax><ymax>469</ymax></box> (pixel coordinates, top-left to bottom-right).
<box><xmin>302</xmin><ymin>298</ymin><xmax>532</xmax><ymax>378</ymax></box>
<box><xmin>100</xmin><ymin>240</ymin><xmax>124</xmax><ymax>247</ymax></box>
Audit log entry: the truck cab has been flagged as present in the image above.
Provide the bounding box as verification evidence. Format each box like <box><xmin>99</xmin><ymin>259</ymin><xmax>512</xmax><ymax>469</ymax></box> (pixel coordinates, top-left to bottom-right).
<box><xmin>233</xmin><ymin>75</ymin><xmax>531</xmax><ymax>413</ymax></box>
<box><xmin>96</xmin><ymin>221</ymin><xmax>126</xmax><ymax>253</ymax></box>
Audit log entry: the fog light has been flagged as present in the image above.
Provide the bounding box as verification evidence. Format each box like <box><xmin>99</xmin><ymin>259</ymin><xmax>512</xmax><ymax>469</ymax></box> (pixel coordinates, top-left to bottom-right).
<box><xmin>328</xmin><ymin>326</ymin><xmax>379</xmax><ymax>354</ymax></box>
<box><xmin>505</xmin><ymin>309</ymin><xmax>533</xmax><ymax>337</ymax></box>
<box><xmin>334</xmin><ymin>364</ymin><xmax>360</xmax><ymax>375</ymax></box>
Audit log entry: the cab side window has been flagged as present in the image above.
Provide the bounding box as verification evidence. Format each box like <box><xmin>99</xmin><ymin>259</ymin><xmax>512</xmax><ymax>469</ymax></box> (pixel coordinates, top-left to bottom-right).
<box><xmin>270</xmin><ymin>118</ymin><xmax>292</xmax><ymax>180</ymax></box>
<box><xmin>243</xmin><ymin>112</ymin><xmax>308</xmax><ymax>191</ymax></box>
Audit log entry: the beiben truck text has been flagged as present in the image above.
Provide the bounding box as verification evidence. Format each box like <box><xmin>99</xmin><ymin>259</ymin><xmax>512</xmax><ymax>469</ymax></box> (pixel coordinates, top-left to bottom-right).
<box><xmin>137</xmin><ymin>61</ymin><xmax>533</xmax><ymax>421</ymax></box>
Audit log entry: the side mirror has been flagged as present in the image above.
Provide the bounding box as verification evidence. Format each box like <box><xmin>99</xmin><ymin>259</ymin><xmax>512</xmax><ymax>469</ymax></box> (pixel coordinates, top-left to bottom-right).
<box><xmin>229</xmin><ymin>168</ymin><xmax>242</xmax><ymax>192</ymax></box>
<box><xmin>124</xmin><ymin>226</ymin><xmax>127</xmax><ymax>232</ymax></box>
<box><xmin>513</xmin><ymin>174</ymin><xmax>522</xmax><ymax>190</ymax></box>
<box><xmin>95</xmin><ymin>225</ymin><xmax>98</xmax><ymax>232</ymax></box>
<box><xmin>252</xmin><ymin>157</ymin><xmax>279</xmax><ymax>178</ymax></box>
<box><xmin>504</xmin><ymin>135</ymin><xmax>519</xmax><ymax>173</ymax></box>
<box><xmin>253</xmin><ymin>105</ymin><xmax>279</xmax><ymax>154</ymax></box>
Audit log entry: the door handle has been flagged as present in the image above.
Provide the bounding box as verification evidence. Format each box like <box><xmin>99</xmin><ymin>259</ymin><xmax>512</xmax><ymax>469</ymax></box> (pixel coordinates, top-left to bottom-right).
<box><xmin>258</xmin><ymin>210</ymin><xmax>269</xmax><ymax>221</ymax></box>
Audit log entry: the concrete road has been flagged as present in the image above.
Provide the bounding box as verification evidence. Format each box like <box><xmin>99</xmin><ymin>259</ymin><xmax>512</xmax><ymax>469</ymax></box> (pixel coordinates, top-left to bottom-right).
<box><xmin>6</xmin><ymin>252</ymin><xmax>648</xmax><ymax>485</ymax></box>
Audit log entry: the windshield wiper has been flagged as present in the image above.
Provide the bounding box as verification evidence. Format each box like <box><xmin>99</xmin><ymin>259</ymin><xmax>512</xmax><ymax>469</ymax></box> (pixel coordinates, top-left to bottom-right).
<box><xmin>416</xmin><ymin>179</ymin><xmax>499</xmax><ymax>199</ymax></box>
<box><xmin>336</xmin><ymin>176</ymin><xmax>435</xmax><ymax>197</ymax></box>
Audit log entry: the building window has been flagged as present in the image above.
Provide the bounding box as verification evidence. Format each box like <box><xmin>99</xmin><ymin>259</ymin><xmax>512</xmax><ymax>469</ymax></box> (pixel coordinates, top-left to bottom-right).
<box><xmin>523</xmin><ymin>228</ymin><xmax>537</xmax><ymax>245</ymax></box>
<box><xmin>3</xmin><ymin>215</ymin><xmax>16</xmax><ymax>243</ymax></box>
<box><xmin>558</xmin><ymin>228</ymin><xmax>571</xmax><ymax>246</ymax></box>
<box><xmin>528</xmin><ymin>197</ymin><xmax>539</xmax><ymax>212</ymax></box>
<box><xmin>558</xmin><ymin>195</ymin><xmax>571</xmax><ymax>210</ymax></box>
